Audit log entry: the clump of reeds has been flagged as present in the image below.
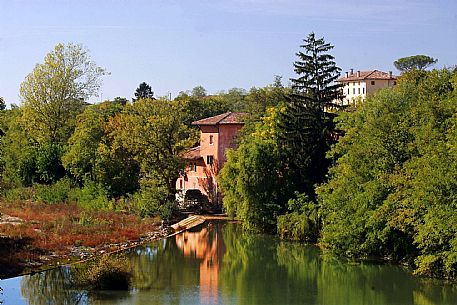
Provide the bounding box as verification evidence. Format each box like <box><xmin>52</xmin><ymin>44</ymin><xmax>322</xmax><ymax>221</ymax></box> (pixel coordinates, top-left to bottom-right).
<box><xmin>73</xmin><ymin>254</ymin><xmax>132</xmax><ymax>290</ymax></box>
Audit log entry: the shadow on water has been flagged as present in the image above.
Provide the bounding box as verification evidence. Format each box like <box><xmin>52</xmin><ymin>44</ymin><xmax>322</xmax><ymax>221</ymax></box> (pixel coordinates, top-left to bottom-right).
<box><xmin>1</xmin><ymin>220</ymin><xmax>455</xmax><ymax>305</ymax></box>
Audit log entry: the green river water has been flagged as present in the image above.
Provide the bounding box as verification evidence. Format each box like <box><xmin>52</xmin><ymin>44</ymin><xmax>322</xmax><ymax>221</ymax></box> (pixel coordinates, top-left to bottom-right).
<box><xmin>1</xmin><ymin>221</ymin><xmax>456</xmax><ymax>304</ymax></box>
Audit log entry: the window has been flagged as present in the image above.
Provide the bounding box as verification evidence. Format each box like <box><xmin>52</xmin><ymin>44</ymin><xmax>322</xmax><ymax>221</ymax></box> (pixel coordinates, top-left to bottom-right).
<box><xmin>353</xmin><ymin>88</ymin><xmax>355</xmax><ymax>94</ymax></box>
<box><xmin>179</xmin><ymin>179</ymin><xmax>183</xmax><ymax>189</ymax></box>
<box><xmin>358</xmin><ymin>88</ymin><xmax>360</xmax><ymax>94</ymax></box>
<box><xmin>371</xmin><ymin>81</ymin><xmax>375</xmax><ymax>85</ymax></box>
<box><xmin>207</xmin><ymin>155</ymin><xmax>214</xmax><ymax>166</ymax></box>
<box><xmin>363</xmin><ymin>87</ymin><xmax>365</xmax><ymax>94</ymax></box>
<box><xmin>188</xmin><ymin>162</ymin><xmax>197</xmax><ymax>172</ymax></box>
<box><xmin>209</xmin><ymin>135</ymin><xmax>213</xmax><ymax>145</ymax></box>
<box><xmin>347</xmin><ymin>88</ymin><xmax>350</xmax><ymax>95</ymax></box>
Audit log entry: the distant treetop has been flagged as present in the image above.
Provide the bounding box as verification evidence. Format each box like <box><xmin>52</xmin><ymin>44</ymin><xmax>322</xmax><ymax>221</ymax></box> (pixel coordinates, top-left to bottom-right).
<box><xmin>394</xmin><ymin>55</ymin><xmax>437</xmax><ymax>72</ymax></box>
<box><xmin>134</xmin><ymin>82</ymin><xmax>154</xmax><ymax>101</ymax></box>
<box><xmin>0</xmin><ymin>97</ymin><xmax>5</xmax><ymax>110</ymax></box>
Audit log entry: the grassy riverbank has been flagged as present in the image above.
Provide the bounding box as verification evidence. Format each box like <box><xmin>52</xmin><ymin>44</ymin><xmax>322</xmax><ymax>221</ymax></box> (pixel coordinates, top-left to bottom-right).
<box><xmin>0</xmin><ymin>201</ymin><xmax>170</xmax><ymax>278</ymax></box>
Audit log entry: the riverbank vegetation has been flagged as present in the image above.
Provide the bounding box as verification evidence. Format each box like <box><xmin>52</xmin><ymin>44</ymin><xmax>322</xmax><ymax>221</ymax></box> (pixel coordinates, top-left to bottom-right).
<box><xmin>319</xmin><ymin>68</ymin><xmax>457</xmax><ymax>279</ymax></box>
<box><xmin>219</xmin><ymin>33</ymin><xmax>457</xmax><ymax>279</ymax></box>
<box><xmin>0</xmin><ymin>200</ymin><xmax>161</xmax><ymax>278</ymax></box>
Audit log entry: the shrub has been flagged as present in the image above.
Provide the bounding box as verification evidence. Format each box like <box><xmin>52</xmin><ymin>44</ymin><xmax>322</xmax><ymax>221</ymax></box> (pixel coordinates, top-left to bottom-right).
<box><xmin>3</xmin><ymin>187</ymin><xmax>35</xmax><ymax>202</ymax></box>
<box><xmin>130</xmin><ymin>181</ymin><xmax>176</xmax><ymax>220</ymax></box>
<box><xmin>33</xmin><ymin>177</ymin><xmax>72</xmax><ymax>204</ymax></box>
<box><xmin>277</xmin><ymin>193</ymin><xmax>320</xmax><ymax>242</ymax></box>
<box><xmin>68</xmin><ymin>180</ymin><xmax>114</xmax><ymax>210</ymax></box>
<box><xmin>73</xmin><ymin>254</ymin><xmax>132</xmax><ymax>290</ymax></box>
<box><xmin>277</xmin><ymin>212</ymin><xmax>316</xmax><ymax>242</ymax></box>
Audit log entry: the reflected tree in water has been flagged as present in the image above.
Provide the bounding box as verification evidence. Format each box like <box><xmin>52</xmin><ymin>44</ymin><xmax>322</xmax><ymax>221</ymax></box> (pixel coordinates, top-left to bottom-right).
<box><xmin>21</xmin><ymin>268</ymin><xmax>86</xmax><ymax>305</ymax></box>
<box><xmin>220</xmin><ymin>223</ymin><xmax>318</xmax><ymax>305</ymax></box>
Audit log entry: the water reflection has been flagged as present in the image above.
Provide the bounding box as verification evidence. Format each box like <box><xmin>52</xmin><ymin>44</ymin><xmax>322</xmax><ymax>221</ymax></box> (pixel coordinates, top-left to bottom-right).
<box><xmin>7</xmin><ymin>221</ymin><xmax>457</xmax><ymax>305</ymax></box>
<box><xmin>175</xmin><ymin>223</ymin><xmax>225</xmax><ymax>304</ymax></box>
<box><xmin>21</xmin><ymin>268</ymin><xmax>85</xmax><ymax>305</ymax></box>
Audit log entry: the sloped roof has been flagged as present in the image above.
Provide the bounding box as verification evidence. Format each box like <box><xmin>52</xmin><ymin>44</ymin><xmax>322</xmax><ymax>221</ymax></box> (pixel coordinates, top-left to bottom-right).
<box><xmin>183</xmin><ymin>146</ymin><xmax>202</xmax><ymax>160</ymax></box>
<box><xmin>192</xmin><ymin>112</ymin><xmax>247</xmax><ymax>126</ymax></box>
<box><xmin>337</xmin><ymin>70</ymin><xmax>396</xmax><ymax>82</ymax></box>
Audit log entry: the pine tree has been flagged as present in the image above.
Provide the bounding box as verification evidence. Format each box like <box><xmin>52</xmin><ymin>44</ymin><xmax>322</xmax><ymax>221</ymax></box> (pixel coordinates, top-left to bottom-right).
<box><xmin>133</xmin><ymin>82</ymin><xmax>154</xmax><ymax>102</ymax></box>
<box><xmin>291</xmin><ymin>32</ymin><xmax>342</xmax><ymax>109</ymax></box>
<box><xmin>278</xmin><ymin>32</ymin><xmax>342</xmax><ymax>197</ymax></box>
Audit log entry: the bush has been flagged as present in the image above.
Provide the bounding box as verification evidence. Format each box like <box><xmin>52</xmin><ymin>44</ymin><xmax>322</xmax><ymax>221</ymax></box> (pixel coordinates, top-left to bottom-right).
<box><xmin>3</xmin><ymin>187</ymin><xmax>35</xmax><ymax>202</ymax></box>
<box><xmin>130</xmin><ymin>182</ymin><xmax>175</xmax><ymax>220</ymax></box>
<box><xmin>69</xmin><ymin>180</ymin><xmax>114</xmax><ymax>210</ymax></box>
<box><xmin>277</xmin><ymin>193</ymin><xmax>320</xmax><ymax>242</ymax></box>
<box><xmin>277</xmin><ymin>212</ymin><xmax>315</xmax><ymax>242</ymax></box>
<box><xmin>73</xmin><ymin>254</ymin><xmax>132</xmax><ymax>290</ymax></box>
<box><xmin>33</xmin><ymin>177</ymin><xmax>72</xmax><ymax>204</ymax></box>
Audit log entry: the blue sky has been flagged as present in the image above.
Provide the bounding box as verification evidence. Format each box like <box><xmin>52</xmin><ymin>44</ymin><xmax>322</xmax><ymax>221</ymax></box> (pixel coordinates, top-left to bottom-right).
<box><xmin>0</xmin><ymin>0</ymin><xmax>456</xmax><ymax>105</ymax></box>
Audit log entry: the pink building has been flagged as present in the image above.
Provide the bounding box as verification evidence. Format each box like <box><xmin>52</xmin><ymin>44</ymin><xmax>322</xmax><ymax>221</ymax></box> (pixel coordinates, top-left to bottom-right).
<box><xmin>176</xmin><ymin>112</ymin><xmax>246</xmax><ymax>203</ymax></box>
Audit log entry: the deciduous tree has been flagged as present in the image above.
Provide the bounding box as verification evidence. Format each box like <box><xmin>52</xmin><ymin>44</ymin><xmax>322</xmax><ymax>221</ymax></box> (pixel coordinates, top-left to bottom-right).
<box><xmin>19</xmin><ymin>43</ymin><xmax>106</xmax><ymax>144</ymax></box>
<box><xmin>219</xmin><ymin>107</ymin><xmax>289</xmax><ymax>233</ymax></box>
<box><xmin>109</xmin><ymin>98</ymin><xmax>196</xmax><ymax>212</ymax></box>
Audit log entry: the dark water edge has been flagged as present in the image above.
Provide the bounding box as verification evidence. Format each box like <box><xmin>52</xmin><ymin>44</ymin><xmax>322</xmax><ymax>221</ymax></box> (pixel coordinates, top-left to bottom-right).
<box><xmin>1</xmin><ymin>220</ymin><xmax>457</xmax><ymax>305</ymax></box>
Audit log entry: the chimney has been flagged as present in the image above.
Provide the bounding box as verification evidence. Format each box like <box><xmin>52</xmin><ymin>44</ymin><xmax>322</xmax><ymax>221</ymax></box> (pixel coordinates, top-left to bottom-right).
<box><xmin>345</xmin><ymin>71</ymin><xmax>349</xmax><ymax>78</ymax></box>
<box><xmin>350</xmin><ymin>68</ymin><xmax>354</xmax><ymax>75</ymax></box>
<box><xmin>389</xmin><ymin>71</ymin><xmax>392</xmax><ymax>78</ymax></box>
<box><xmin>357</xmin><ymin>70</ymin><xmax>360</xmax><ymax>77</ymax></box>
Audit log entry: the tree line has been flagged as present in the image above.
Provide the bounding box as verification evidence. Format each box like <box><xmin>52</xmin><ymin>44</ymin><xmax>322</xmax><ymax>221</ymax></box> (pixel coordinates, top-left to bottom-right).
<box><xmin>0</xmin><ymin>43</ymin><xmax>287</xmax><ymax>219</ymax></box>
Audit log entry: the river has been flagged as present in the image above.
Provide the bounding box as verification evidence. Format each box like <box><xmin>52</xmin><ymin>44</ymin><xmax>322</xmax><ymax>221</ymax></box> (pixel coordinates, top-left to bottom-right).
<box><xmin>1</xmin><ymin>221</ymin><xmax>456</xmax><ymax>304</ymax></box>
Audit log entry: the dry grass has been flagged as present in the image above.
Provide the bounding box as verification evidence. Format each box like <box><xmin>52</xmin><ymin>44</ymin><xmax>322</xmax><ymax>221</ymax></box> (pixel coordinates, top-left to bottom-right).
<box><xmin>0</xmin><ymin>201</ymin><xmax>161</xmax><ymax>278</ymax></box>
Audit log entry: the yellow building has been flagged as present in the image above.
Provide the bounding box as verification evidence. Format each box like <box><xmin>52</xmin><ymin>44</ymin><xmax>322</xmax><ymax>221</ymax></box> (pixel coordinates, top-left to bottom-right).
<box><xmin>337</xmin><ymin>69</ymin><xmax>397</xmax><ymax>105</ymax></box>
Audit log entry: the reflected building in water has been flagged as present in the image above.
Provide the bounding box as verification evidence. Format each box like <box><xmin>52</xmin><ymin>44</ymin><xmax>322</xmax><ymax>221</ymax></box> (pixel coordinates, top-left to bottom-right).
<box><xmin>175</xmin><ymin>223</ymin><xmax>226</xmax><ymax>304</ymax></box>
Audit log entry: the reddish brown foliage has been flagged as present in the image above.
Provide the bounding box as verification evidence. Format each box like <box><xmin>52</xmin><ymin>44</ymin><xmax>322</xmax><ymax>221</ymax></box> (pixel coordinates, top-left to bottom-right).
<box><xmin>0</xmin><ymin>201</ymin><xmax>160</xmax><ymax>277</ymax></box>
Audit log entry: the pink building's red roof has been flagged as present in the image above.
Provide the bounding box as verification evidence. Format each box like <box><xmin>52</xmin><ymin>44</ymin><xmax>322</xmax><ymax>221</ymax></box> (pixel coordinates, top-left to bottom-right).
<box><xmin>183</xmin><ymin>146</ymin><xmax>202</xmax><ymax>160</ymax></box>
<box><xmin>192</xmin><ymin>112</ymin><xmax>247</xmax><ymax>126</ymax></box>
<box><xmin>337</xmin><ymin>70</ymin><xmax>396</xmax><ymax>82</ymax></box>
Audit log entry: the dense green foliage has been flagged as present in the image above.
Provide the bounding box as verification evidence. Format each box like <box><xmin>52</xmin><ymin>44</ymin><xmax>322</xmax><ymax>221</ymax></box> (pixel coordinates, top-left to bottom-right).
<box><xmin>220</xmin><ymin>112</ymin><xmax>284</xmax><ymax>232</ymax></box>
<box><xmin>318</xmin><ymin>68</ymin><xmax>457</xmax><ymax>279</ymax></box>
<box><xmin>220</xmin><ymin>33</ymin><xmax>340</xmax><ymax>234</ymax></box>
<box><xmin>277</xmin><ymin>193</ymin><xmax>319</xmax><ymax>242</ymax></box>
<box><xmin>62</xmin><ymin>100</ymin><xmax>139</xmax><ymax>197</ymax></box>
<box><xmin>394</xmin><ymin>55</ymin><xmax>438</xmax><ymax>72</ymax></box>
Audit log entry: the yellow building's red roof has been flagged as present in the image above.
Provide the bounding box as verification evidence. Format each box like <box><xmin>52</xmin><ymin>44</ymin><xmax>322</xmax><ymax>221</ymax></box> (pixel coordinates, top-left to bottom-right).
<box><xmin>337</xmin><ymin>70</ymin><xmax>396</xmax><ymax>82</ymax></box>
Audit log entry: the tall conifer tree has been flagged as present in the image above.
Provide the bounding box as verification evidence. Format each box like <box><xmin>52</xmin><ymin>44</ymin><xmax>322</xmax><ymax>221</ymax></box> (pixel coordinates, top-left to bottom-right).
<box><xmin>278</xmin><ymin>32</ymin><xmax>342</xmax><ymax>197</ymax></box>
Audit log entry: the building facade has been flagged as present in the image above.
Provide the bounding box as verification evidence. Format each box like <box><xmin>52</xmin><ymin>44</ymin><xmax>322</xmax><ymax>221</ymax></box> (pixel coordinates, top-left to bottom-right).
<box><xmin>337</xmin><ymin>69</ymin><xmax>397</xmax><ymax>105</ymax></box>
<box><xmin>176</xmin><ymin>112</ymin><xmax>246</xmax><ymax>203</ymax></box>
